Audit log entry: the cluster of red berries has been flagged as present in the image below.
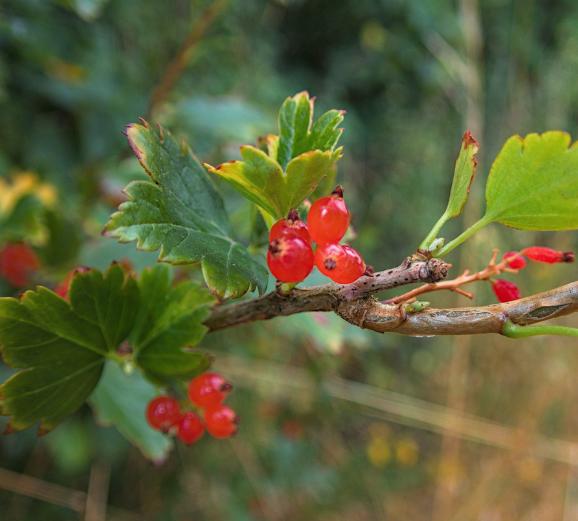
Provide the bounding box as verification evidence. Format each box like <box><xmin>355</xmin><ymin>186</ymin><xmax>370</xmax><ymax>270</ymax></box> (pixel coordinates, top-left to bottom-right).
<box><xmin>267</xmin><ymin>187</ymin><xmax>366</xmax><ymax>284</ymax></box>
<box><xmin>146</xmin><ymin>372</ymin><xmax>238</xmax><ymax>445</ymax></box>
<box><xmin>492</xmin><ymin>246</ymin><xmax>575</xmax><ymax>303</ymax></box>
<box><xmin>0</xmin><ymin>242</ymin><xmax>40</xmax><ymax>287</ymax></box>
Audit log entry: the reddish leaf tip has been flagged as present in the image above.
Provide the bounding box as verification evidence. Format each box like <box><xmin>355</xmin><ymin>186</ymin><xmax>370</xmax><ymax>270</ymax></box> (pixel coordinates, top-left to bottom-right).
<box><xmin>462</xmin><ymin>130</ymin><xmax>479</xmax><ymax>148</ymax></box>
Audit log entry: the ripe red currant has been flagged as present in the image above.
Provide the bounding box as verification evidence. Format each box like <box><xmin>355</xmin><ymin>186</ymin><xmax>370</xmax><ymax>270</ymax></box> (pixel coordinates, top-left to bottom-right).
<box><xmin>503</xmin><ymin>251</ymin><xmax>526</xmax><ymax>270</ymax></box>
<box><xmin>269</xmin><ymin>209</ymin><xmax>310</xmax><ymax>243</ymax></box>
<box><xmin>491</xmin><ymin>279</ymin><xmax>521</xmax><ymax>303</ymax></box>
<box><xmin>0</xmin><ymin>243</ymin><xmax>40</xmax><ymax>287</ymax></box>
<box><xmin>204</xmin><ymin>405</ymin><xmax>239</xmax><ymax>439</ymax></box>
<box><xmin>146</xmin><ymin>396</ymin><xmax>182</xmax><ymax>432</ymax></box>
<box><xmin>54</xmin><ymin>267</ymin><xmax>91</xmax><ymax>300</ymax></box>
<box><xmin>521</xmin><ymin>246</ymin><xmax>575</xmax><ymax>264</ymax></box>
<box><xmin>267</xmin><ymin>235</ymin><xmax>314</xmax><ymax>282</ymax></box>
<box><xmin>188</xmin><ymin>372</ymin><xmax>232</xmax><ymax>409</ymax></box>
<box><xmin>307</xmin><ymin>186</ymin><xmax>350</xmax><ymax>244</ymax></box>
<box><xmin>176</xmin><ymin>412</ymin><xmax>205</xmax><ymax>445</ymax></box>
<box><xmin>315</xmin><ymin>243</ymin><xmax>366</xmax><ymax>284</ymax></box>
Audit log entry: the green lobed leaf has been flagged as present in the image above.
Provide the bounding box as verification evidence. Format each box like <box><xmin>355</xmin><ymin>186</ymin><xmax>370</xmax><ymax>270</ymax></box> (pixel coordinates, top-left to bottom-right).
<box><xmin>90</xmin><ymin>361</ymin><xmax>172</xmax><ymax>461</ymax></box>
<box><xmin>276</xmin><ymin>91</ymin><xmax>345</xmax><ymax>168</ymax></box>
<box><xmin>0</xmin><ymin>264</ymin><xmax>137</xmax><ymax>431</ymax></box>
<box><xmin>484</xmin><ymin>131</ymin><xmax>578</xmax><ymax>230</ymax></box>
<box><xmin>132</xmin><ymin>265</ymin><xmax>213</xmax><ymax>381</ymax></box>
<box><xmin>437</xmin><ymin>131</ymin><xmax>578</xmax><ymax>257</ymax></box>
<box><xmin>104</xmin><ymin>122</ymin><xmax>268</xmax><ymax>298</ymax></box>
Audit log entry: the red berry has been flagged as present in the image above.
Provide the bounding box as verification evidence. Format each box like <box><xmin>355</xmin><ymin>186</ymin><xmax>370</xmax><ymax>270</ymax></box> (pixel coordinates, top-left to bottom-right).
<box><xmin>188</xmin><ymin>372</ymin><xmax>232</xmax><ymax>409</ymax></box>
<box><xmin>267</xmin><ymin>235</ymin><xmax>314</xmax><ymax>282</ymax></box>
<box><xmin>315</xmin><ymin>243</ymin><xmax>366</xmax><ymax>284</ymax></box>
<box><xmin>204</xmin><ymin>405</ymin><xmax>238</xmax><ymax>439</ymax></box>
<box><xmin>146</xmin><ymin>396</ymin><xmax>181</xmax><ymax>432</ymax></box>
<box><xmin>269</xmin><ymin>210</ymin><xmax>310</xmax><ymax>243</ymax></box>
<box><xmin>0</xmin><ymin>243</ymin><xmax>40</xmax><ymax>287</ymax></box>
<box><xmin>521</xmin><ymin>246</ymin><xmax>575</xmax><ymax>264</ymax></box>
<box><xmin>503</xmin><ymin>251</ymin><xmax>526</xmax><ymax>270</ymax></box>
<box><xmin>307</xmin><ymin>187</ymin><xmax>350</xmax><ymax>244</ymax></box>
<box><xmin>54</xmin><ymin>267</ymin><xmax>91</xmax><ymax>300</ymax></box>
<box><xmin>176</xmin><ymin>412</ymin><xmax>205</xmax><ymax>445</ymax></box>
<box><xmin>491</xmin><ymin>279</ymin><xmax>521</xmax><ymax>303</ymax></box>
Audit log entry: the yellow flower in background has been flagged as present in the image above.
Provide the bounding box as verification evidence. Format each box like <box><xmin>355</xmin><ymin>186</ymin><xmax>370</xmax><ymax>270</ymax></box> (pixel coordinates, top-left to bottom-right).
<box><xmin>367</xmin><ymin>436</ymin><xmax>391</xmax><ymax>468</ymax></box>
<box><xmin>0</xmin><ymin>172</ymin><xmax>57</xmax><ymax>216</ymax></box>
<box><xmin>395</xmin><ymin>438</ymin><xmax>419</xmax><ymax>467</ymax></box>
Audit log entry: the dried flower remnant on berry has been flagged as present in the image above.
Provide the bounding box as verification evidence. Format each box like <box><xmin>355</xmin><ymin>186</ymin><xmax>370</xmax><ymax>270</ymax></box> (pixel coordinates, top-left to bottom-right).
<box><xmin>269</xmin><ymin>209</ymin><xmax>310</xmax><ymax>243</ymax></box>
<box><xmin>521</xmin><ymin>246</ymin><xmax>575</xmax><ymax>264</ymax></box>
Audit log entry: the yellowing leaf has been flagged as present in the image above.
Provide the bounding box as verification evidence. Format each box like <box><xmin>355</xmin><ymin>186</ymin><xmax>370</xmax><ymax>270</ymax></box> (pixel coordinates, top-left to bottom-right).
<box><xmin>206</xmin><ymin>146</ymin><xmax>342</xmax><ymax>220</ymax></box>
<box><xmin>206</xmin><ymin>92</ymin><xmax>344</xmax><ymax>220</ymax></box>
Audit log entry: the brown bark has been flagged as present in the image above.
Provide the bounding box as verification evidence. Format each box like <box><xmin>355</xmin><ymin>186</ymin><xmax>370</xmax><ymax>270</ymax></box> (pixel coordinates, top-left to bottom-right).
<box><xmin>205</xmin><ymin>256</ymin><xmax>578</xmax><ymax>337</ymax></box>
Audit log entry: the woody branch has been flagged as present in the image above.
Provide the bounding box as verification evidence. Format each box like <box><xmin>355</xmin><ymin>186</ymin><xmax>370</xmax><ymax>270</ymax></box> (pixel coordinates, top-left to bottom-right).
<box><xmin>204</xmin><ymin>257</ymin><xmax>578</xmax><ymax>336</ymax></box>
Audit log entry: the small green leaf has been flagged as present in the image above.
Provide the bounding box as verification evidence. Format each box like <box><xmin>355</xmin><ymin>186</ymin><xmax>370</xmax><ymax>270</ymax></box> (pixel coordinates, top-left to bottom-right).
<box><xmin>276</xmin><ymin>92</ymin><xmax>344</xmax><ymax>169</ymax></box>
<box><xmin>90</xmin><ymin>362</ymin><xmax>172</xmax><ymax>461</ymax></box>
<box><xmin>437</xmin><ymin>131</ymin><xmax>578</xmax><ymax>257</ymax></box>
<box><xmin>419</xmin><ymin>131</ymin><xmax>479</xmax><ymax>250</ymax></box>
<box><xmin>206</xmin><ymin>92</ymin><xmax>344</xmax><ymax>220</ymax></box>
<box><xmin>445</xmin><ymin>131</ymin><xmax>479</xmax><ymax>219</ymax></box>
<box><xmin>132</xmin><ymin>265</ymin><xmax>213</xmax><ymax>381</ymax></box>
<box><xmin>277</xmin><ymin>91</ymin><xmax>314</xmax><ymax>170</ymax></box>
<box><xmin>485</xmin><ymin>132</ymin><xmax>578</xmax><ymax>229</ymax></box>
<box><xmin>0</xmin><ymin>264</ymin><xmax>136</xmax><ymax>431</ymax></box>
<box><xmin>104</xmin><ymin>122</ymin><xmax>268</xmax><ymax>298</ymax></box>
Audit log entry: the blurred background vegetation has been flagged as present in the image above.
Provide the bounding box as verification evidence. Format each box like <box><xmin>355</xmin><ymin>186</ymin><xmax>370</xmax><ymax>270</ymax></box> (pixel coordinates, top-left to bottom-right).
<box><xmin>1</xmin><ymin>0</ymin><xmax>578</xmax><ymax>519</ymax></box>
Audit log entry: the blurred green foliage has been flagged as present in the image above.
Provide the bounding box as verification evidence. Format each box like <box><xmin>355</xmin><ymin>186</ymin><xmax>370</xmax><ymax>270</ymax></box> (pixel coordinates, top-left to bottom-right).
<box><xmin>1</xmin><ymin>1</ymin><xmax>578</xmax><ymax>520</ymax></box>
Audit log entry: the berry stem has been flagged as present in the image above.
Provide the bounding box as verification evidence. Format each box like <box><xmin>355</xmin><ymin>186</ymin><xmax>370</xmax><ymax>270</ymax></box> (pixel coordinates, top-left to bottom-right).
<box><xmin>502</xmin><ymin>320</ymin><xmax>578</xmax><ymax>339</ymax></box>
<box><xmin>435</xmin><ymin>215</ymin><xmax>493</xmax><ymax>257</ymax></box>
<box><xmin>386</xmin><ymin>249</ymin><xmax>509</xmax><ymax>305</ymax></box>
<box><xmin>419</xmin><ymin>211</ymin><xmax>451</xmax><ymax>251</ymax></box>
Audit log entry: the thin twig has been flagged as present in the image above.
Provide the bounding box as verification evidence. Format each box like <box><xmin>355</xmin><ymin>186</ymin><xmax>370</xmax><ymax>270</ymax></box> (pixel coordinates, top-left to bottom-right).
<box><xmin>0</xmin><ymin>467</ymin><xmax>140</xmax><ymax>521</ymax></box>
<box><xmin>148</xmin><ymin>0</ymin><xmax>228</xmax><ymax>116</ymax></box>
<box><xmin>386</xmin><ymin>249</ymin><xmax>513</xmax><ymax>305</ymax></box>
<box><xmin>85</xmin><ymin>461</ymin><xmax>111</xmax><ymax>521</ymax></box>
